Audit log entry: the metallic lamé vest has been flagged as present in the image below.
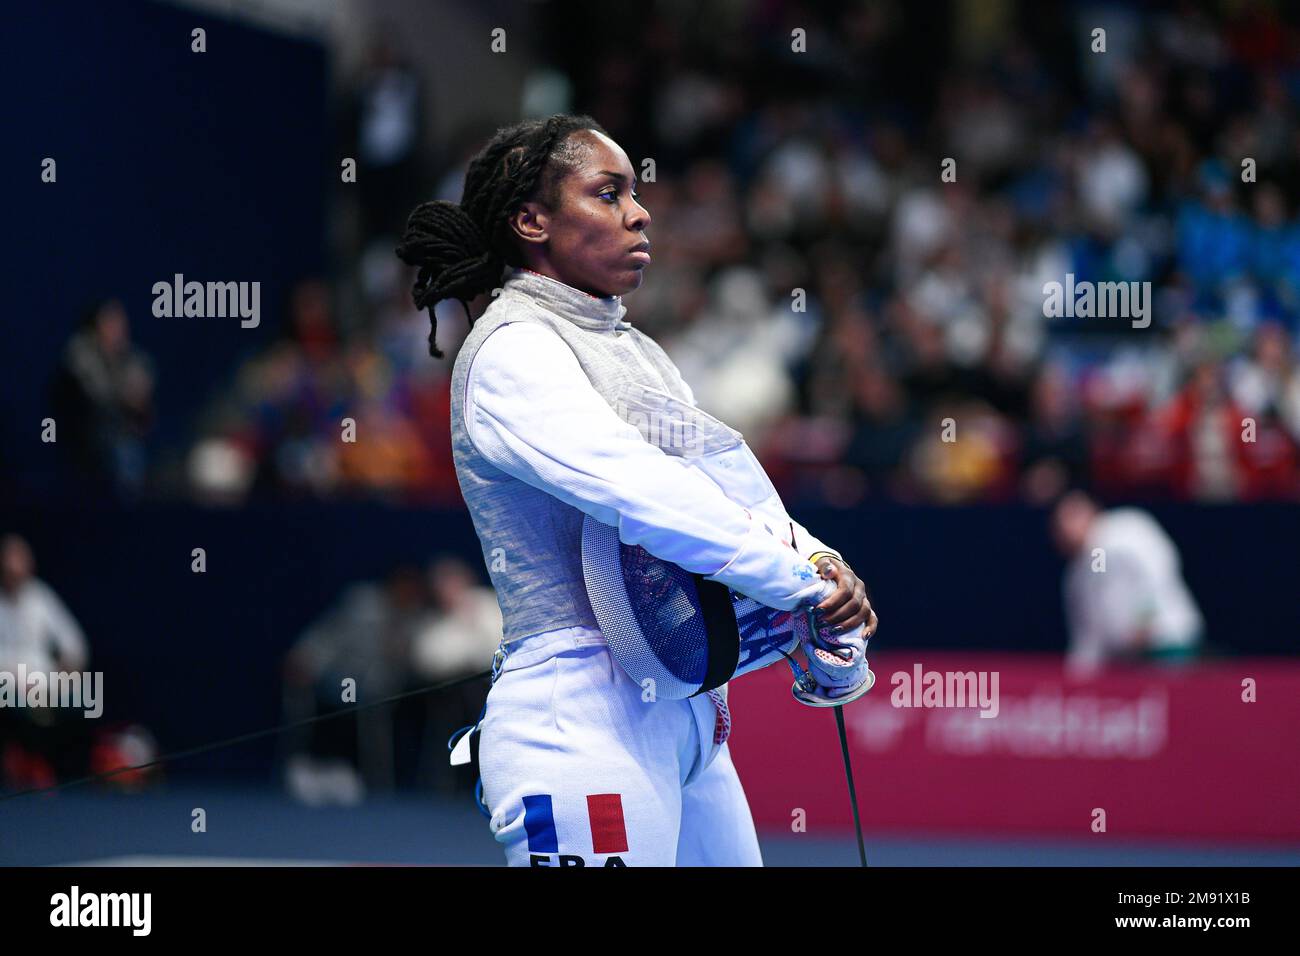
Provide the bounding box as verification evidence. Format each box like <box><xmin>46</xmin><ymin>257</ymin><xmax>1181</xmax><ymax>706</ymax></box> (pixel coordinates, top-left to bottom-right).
<box><xmin>448</xmin><ymin>268</ymin><xmax>741</xmax><ymax>643</ymax></box>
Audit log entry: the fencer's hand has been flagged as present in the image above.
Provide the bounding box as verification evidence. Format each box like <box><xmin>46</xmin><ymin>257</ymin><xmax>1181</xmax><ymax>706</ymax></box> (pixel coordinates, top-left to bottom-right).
<box><xmin>813</xmin><ymin>556</ymin><xmax>878</xmax><ymax>639</ymax></box>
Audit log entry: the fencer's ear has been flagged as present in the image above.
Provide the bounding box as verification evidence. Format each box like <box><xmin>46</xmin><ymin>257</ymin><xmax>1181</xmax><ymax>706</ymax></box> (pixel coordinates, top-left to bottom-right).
<box><xmin>508</xmin><ymin>201</ymin><xmax>549</xmax><ymax>247</ymax></box>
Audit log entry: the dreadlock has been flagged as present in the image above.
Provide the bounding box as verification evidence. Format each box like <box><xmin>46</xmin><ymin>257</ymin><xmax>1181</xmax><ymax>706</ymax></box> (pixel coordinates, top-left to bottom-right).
<box><xmin>395</xmin><ymin>114</ymin><xmax>608</xmax><ymax>358</ymax></box>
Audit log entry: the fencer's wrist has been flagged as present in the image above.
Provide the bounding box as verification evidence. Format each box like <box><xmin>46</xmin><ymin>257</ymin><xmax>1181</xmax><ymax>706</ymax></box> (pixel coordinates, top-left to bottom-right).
<box><xmin>705</xmin><ymin>514</ymin><xmax>825</xmax><ymax>611</ymax></box>
<box><xmin>809</xmin><ymin>551</ymin><xmax>853</xmax><ymax>577</ymax></box>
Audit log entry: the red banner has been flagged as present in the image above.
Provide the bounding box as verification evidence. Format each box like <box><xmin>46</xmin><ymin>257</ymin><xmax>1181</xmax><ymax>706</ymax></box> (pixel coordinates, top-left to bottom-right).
<box><xmin>728</xmin><ymin>653</ymin><xmax>1300</xmax><ymax>841</ymax></box>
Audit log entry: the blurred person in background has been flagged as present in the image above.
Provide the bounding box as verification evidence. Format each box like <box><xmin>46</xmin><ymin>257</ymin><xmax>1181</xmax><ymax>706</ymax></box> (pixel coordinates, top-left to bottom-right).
<box><xmin>334</xmin><ymin>391</ymin><xmax>438</xmax><ymax>497</ymax></box>
<box><xmin>1230</xmin><ymin>321</ymin><xmax>1300</xmax><ymax>445</ymax></box>
<box><xmin>282</xmin><ymin>564</ymin><xmax>428</xmax><ymax>803</ymax></box>
<box><xmin>1051</xmin><ymin>491</ymin><xmax>1204</xmax><ymax>679</ymax></box>
<box><xmin>910</xmin><ymin>399</ymin><xmax>1018</xmax><ymax>503</ymax></box>
<box><xmin>243</xmin><ymin>279</ymin><xmax>345</xmax><ymax>498</ymax></box>
<box><xmin>841</xmin><ymin>363</ymin><xmax>919</xmax><ymax>500</ymax></box>
<box><xmin>0</xmin><ymin>534</ymin><xmax>91</xmax><ymax>789</ymax></box>
<box><xmin>1155</xmin><ymin>356</ymin><xmax>1297</xmax><ymax>501</ymax></box>
<box><xmin>1020</xmin><ymin>363</ymin><xmax>1089</xmax><ymax>504</ymax></box>
<box><xmin>663</xmin><ymin>265</ymin><xmax>796</xmax><ymax>441</ymax></box>
<box><xmin>348</xmin><ymin>36</ymin><xmax>425</xmax><ymax>243</ymax></box>
<box><xmin>49</xmin><ymin>298</ymin><xmax>155</xmax><ymax>496</ymax></box>
<box><xmin>411</xmin><ymin>556</ymin><xmax>501</xmax><ymax>681</ymax></box>
<box><xmin>411</xmin><ymin>556</ymin><xmax>501</xmax><ymax>794</ymax></box>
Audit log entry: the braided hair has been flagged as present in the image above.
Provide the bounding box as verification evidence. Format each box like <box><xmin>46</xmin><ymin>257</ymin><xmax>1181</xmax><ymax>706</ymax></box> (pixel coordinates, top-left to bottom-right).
<box><xmin>395</xmin><ymin>114</ymin><xmax>608</xmax><ymax>358</ymax></box>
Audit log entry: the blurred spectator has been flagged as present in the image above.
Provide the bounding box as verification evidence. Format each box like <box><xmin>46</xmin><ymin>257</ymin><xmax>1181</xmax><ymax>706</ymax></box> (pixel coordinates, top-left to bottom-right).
<box><xmin>1051</xmin><ymin>491</ymin><xmax>1204</xmax><ymax>679</ymax></box>
<box><xmin>50</xmin><ymin>299</ymin><xmax>154</xmax><ymax>495</ymax></box>
<box><xmin>840</xmin><ymin>363</ymin><xmax>918</xmax><ymax>499</ymax></box>
<box><xmin>1230</xmin><ymin>322</ymin><xmax>1300</xmax><ymax>443</ymax></box>
<box><xmin>411</xmin><ymin>557</ymin><xmax>501</xmax><ymax>681</ymax></box>
<box><xmin>910</xmin><ymin>399</ymin><xmax>1018</xmax><ymax>503</ymax></box>
<box><xmin>282</xmin><ymin>564</ymin><xmax>428</xmax><ymax>803</ymax></box>
<box><xmin>664</xmin><ymin>265</ymin><xmax>796</xmax><ymax>440</ymax></box>
<box><xmin>1020</xmin><ymin>363</ymin><xmax>1089</xmax><ymax>504</ymax></box>
<box><xmin>0</xmin><ymin>534</ymin><xmax>91</xmax><ymax>789</ymax></box>
<box><xmin>411</xmin><ymin>556</ymin><xmax>500</xmax><ymax>795</ymax></box>
<box><xmin>1155</xmin><ymin>358</ymin><xmax>1297</xmax><ymax>500</ymax></box>
<box><xmin>1075</xmin><ymin>117</ymin><xmax>1149</xmax><ymax>234</ymax></box>
<box><xmin>0</xmin><ymin>534</ymin><xmax>87</xmax><ymax>676</ymax></box>
<box><xmin>348</xmin><ymin>37</ymin><xmax>425</xmax><ymax>242</ymax></box>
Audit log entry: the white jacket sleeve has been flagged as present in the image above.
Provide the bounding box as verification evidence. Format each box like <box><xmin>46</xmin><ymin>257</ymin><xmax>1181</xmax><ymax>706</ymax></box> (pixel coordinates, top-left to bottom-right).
<box><xmin>788</xmin><ymin>518</ymin><xmax>843</xmax><ymax>565</ymax></box>
<box><xmin>1063</xmin><ymin>568</ymin><xmax>1107</xmax><ymax>679</ymax></box>
<box><xmin>464</xmin><ymin>322</ymin><xmax>829</xmax><ymax>611</ymax></box>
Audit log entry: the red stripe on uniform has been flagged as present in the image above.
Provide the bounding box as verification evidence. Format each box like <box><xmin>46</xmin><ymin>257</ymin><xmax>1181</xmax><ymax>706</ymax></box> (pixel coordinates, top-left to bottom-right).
<box><xmin>586</xmin><ymin>793</ymin><xmax>628</xmax><ymax>854</ymax></box>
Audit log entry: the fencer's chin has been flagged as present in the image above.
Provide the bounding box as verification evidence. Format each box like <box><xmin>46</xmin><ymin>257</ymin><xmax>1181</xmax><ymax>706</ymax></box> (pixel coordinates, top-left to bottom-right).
<box><xmin>618</xmin><ymin>270</ymin><xmax>645</xmax><ymax>293</ymax></box>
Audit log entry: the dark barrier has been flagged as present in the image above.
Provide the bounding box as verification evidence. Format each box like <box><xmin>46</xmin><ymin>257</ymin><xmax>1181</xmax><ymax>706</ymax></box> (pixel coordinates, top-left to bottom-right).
<box><xmin>0</xmin><ymin>500</ymin><xmax>1295</xmax><ymax>780</ymax></box>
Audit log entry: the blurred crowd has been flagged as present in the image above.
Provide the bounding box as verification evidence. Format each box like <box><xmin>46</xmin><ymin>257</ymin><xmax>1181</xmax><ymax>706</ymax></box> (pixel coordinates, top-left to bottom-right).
<box><xmin>281</xmin><ymin>554</ymin><xmax>500</xmax><ymax>801</ymax></box>
<box><xmin>55</xmin><ymin>3</ymin><xmax>1300</xmax><ymax>508</ymax></box>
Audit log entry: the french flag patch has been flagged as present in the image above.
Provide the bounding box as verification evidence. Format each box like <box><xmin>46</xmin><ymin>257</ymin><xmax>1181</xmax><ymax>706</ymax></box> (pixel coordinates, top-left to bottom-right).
<box><xmin>522</xmin><ymin>793</ymin><xmax>629</xmax><ymax>855</ymax></box>
<box><xmin>586</xmin><ymin>794</ymin><xmax>629</xmax><ymax>854</ymax></box>
<box><xmin>523</xmin><ymin>794</ymin><xmax>559</xmax><ymax>853</ymax></box>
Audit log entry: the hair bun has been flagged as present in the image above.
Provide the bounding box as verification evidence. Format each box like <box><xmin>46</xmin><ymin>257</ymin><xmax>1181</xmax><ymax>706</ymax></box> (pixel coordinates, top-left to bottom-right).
<box><xmin>395</xmin><ymin>200</ymin><xmax>504</xmax><ymax>357</ymax></box>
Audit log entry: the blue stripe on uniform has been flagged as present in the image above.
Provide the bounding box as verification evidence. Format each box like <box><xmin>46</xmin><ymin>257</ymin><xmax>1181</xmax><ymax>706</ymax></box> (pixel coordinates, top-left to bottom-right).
<box><xmin>522</xmin><ymin>794</ymin><xmax>558</xmax><ymax>853</ymax></box>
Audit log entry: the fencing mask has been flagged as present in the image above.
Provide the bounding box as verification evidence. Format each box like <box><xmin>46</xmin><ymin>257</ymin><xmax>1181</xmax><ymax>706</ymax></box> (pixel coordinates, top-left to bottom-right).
<box><xmin>581</xmin><ymin>515</ymin><xmax>813</xmax><ymax>699</ymax></box>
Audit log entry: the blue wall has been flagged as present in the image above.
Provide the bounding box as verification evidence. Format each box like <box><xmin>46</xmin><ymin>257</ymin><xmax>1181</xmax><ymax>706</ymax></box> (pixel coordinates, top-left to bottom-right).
<box><xmin>1</xmin><ymin>1</ymin><xmax>329</xmax><ymax>489</ymax></box>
